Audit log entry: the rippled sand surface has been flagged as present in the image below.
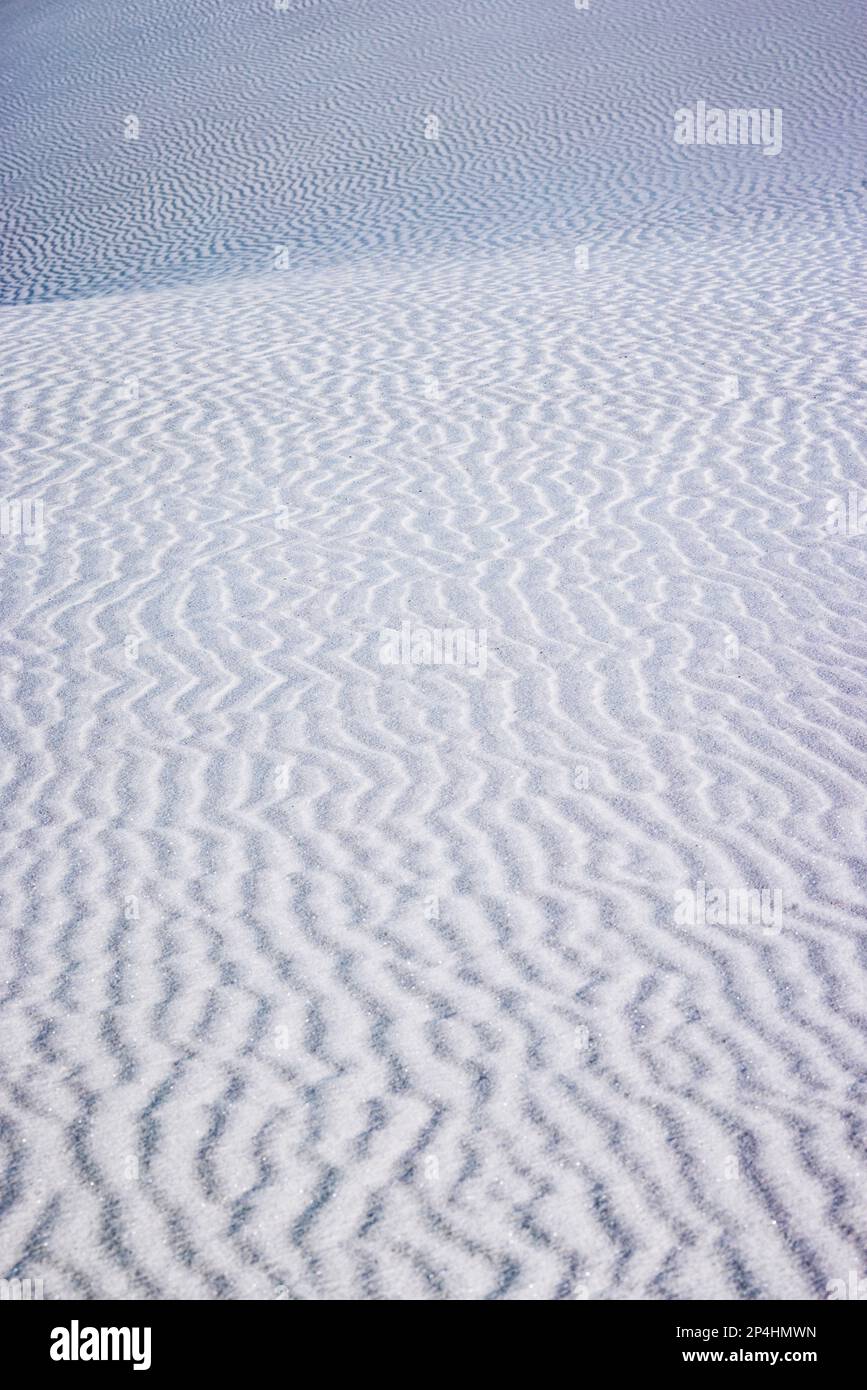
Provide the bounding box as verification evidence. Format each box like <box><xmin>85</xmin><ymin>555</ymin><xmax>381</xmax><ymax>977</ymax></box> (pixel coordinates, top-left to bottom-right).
<box><xmin>1</xmin><ymin>0</ymin><xmax>866</xmax><ymax>1299</ymax></box>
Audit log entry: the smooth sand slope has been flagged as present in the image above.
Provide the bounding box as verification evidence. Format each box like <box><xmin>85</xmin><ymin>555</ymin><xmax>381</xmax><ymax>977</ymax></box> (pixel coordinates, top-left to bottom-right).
<box><xmin>1</xmin><ymin>0</ymin><xmax>866</xmax><ymax>1299</ymax></box>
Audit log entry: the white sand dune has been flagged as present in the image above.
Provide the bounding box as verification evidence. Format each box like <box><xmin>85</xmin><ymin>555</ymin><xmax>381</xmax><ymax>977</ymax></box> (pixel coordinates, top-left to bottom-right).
<box><xmin>1</xmin><ymin>0</ymin><xmax>866</xmax><ymax>1299</ymax></box>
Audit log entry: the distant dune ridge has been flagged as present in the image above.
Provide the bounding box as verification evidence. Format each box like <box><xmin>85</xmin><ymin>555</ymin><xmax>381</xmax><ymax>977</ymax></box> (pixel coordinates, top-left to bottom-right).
<box><xmin>1</xmin><ymin>0</ymin><xmax>866</xmax><ymax>1300</ymax></box>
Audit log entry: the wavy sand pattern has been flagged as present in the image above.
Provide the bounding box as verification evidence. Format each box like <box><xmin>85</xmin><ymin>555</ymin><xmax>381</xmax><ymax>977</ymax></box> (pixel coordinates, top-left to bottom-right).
<box><xmin>1</xmin><ymin>0</ymin><xmax>866</xmax><ymax>1299</ymax></box>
